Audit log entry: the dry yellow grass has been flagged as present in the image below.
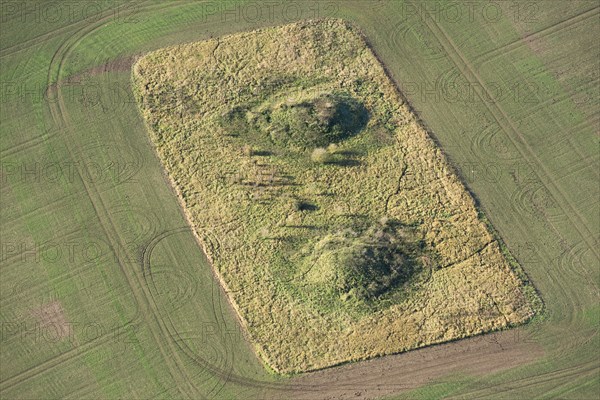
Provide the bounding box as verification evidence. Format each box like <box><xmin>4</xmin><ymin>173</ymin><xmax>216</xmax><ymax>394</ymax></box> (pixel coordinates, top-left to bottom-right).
<box><xmin>132</xmin><ymin>19</ymin><xmax>540</xmax><ymax>374</ymax></box>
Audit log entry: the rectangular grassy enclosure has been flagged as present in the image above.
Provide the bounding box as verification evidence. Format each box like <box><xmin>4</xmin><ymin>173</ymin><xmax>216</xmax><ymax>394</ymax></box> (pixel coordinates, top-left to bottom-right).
<box><xmin>132</xmin><ymin>19</ymin><xmax>540</xmax><ymax>374</ymax></box>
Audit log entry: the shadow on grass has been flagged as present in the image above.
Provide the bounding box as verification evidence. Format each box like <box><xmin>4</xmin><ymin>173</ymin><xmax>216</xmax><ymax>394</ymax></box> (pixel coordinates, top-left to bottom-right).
<box><xmin>330</xmin><ymin>158</ymin><xmax>361</xmax><ymax>167</ymax></box>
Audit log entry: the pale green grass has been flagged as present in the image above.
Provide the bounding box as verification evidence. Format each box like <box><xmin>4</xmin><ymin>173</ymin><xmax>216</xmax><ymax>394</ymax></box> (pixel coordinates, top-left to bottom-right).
<box><xmin>1</xmin><ymin>0</ymin><xmax>596</xmax><ymax>397</ymax></box>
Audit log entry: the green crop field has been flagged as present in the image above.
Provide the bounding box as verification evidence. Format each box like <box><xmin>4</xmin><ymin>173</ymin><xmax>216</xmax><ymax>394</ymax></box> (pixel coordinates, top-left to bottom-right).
<box><xmin>1</xmin><ymin>1</ymin><xmax>598</xmax><ymax>399</ymax></box>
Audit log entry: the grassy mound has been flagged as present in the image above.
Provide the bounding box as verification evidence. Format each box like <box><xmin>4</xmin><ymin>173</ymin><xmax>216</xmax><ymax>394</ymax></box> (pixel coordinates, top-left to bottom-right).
<box><xmin>305</xmin><ymin>219</ymin><xmax>423</xmax><ymax>304</ymax></box>
<box><xmin>133</xmin><ymin>19</ymin><xmax>539</xmax><ymax>373</ymax></box>
<box><xmin>265</xmin><ymin>92</ymin><xmax>368</xmax><ymax>148</ymax></box>
<box><xmin>221</xmin><ymin>91</ymin><xmax>368</xmax><ymax>151</ymax></box>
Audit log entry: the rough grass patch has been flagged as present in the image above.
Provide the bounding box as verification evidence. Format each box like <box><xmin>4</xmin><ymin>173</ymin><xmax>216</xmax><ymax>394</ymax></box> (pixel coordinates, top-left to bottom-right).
<box><xmin>132</xmin><ymin>19</ymin><xmax>539</xmax><ymax>374</ymax></box>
